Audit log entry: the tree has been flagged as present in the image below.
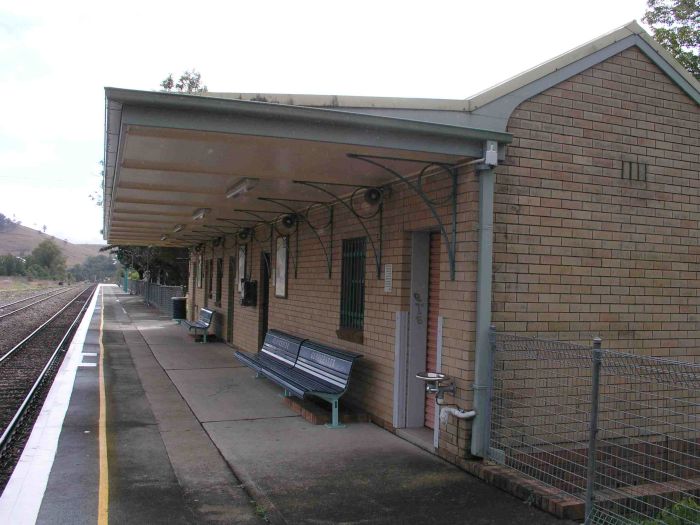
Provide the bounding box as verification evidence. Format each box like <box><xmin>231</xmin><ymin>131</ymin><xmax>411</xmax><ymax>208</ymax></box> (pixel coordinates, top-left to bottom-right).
<box><xmin>105</xmin><ymin>245</ymin><xmax>188</xmax><ymax>286</ymax></box>
<box><xmin>26</xmin><ymin>239</ymin><xmax>66</xmax><ymax>280</ymax></box>
<box><xmin>0</xmin><ymin>254</ymin><xmax>25</xmax><ymax>276</ymax></box>
<box><xmin>89</xmin><ymin>161</ymin><xmax>105</xmax><ymax>207</ymax></box>
<box><xmin>69</xmin><ymin>254</ymin><xmax>119</xmax><ymax>282</ymax></box>
<box><xmin>643</xmin><ymin>0</ymin><xmax>700</xmax><ymax>79</ymax></box>
<box><xmin>160</xmin><ymin>69</ymin><xmax>208</xmax><ymax>94</ymax></box>
<box><xmin>0</xmin><ymin>212</ymin><xmax>20</xmax><ymax>232</ymax></box>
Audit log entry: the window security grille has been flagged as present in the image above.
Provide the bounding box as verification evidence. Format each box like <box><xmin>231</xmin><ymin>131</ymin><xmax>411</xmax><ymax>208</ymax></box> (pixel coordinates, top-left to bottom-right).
<box><xmin>340</xmin><ymin>238</ymin><xmax>366</xmax><ymax>330</ymax></box>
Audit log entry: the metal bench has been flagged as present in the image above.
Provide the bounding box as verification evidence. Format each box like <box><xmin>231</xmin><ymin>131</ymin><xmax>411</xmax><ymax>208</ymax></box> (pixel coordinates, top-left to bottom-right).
<box><xmin>182</xmin><ymin>308</ymin><xmax>214</xmax><ymax>343</ymax></box>
<box><xmin>234</xmin><ymin>329</ymin><xmax>304</xmax><ymax>375</ymax></box>
<box><xmin>256</xmin><ymin>339</ymin><xmax>362</xmax><ymax>428</ymax></box>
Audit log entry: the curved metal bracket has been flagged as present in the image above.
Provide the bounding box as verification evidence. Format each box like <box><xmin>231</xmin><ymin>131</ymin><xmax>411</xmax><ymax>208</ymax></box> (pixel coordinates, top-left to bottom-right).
<box><xmin>259</xmin><ymin>197</ymin><xmax>334</xmax><ymax>278</ymax></box>
<box><xmin>348</xmin><ymin>153</ymin><xmax>459</xmax><ymax>280</ymax></box>
<box><xmin>294</xmin><ymin>181</ymin><xmax>383</xmax><ymax>278</ymax></box>
<box><xmin>240</xmin><ymin>211</ymin><xmax>274</xmax><ymax>275</ymax></box>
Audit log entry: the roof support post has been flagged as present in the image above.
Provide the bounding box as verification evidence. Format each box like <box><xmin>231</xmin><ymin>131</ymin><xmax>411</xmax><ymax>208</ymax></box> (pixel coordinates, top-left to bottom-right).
<box><xmin>471</xmin><ymin>163</ymin><xmax>495</xmax><ymax>458</ymax></box>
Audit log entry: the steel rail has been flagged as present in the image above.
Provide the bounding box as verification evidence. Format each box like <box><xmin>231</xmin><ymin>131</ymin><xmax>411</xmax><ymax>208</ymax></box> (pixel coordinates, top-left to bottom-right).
<box><xmin>0</xmin><ymin>285</ymin><xmax>92</xmax><ymax>364</ymax></box>
<box><xmin>0</xmin><ymin>287</ymin><xmax>76</xmax><ymax>320</ymax></box>
<box><xmin>0</xmin><ymin>287</ymin><xmax>63</xmax><ymax>310</ymax></box>
<box><xmin>0</xmin><ymin>285</ymin><xmax>97</xmax><ymax>454</ymax></box>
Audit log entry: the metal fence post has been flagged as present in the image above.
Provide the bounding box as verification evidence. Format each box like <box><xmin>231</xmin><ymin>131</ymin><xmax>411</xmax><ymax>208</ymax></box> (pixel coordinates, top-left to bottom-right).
<box><xmin>585</xmin><ymin>337</ymin><xmax>602</xmax><ymax>524</ymax></box>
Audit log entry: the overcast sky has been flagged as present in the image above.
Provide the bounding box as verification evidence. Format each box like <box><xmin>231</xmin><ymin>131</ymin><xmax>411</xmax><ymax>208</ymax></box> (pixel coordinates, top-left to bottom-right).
<box><xmin>0</xmin><ymin>0</ymin><xmax>649</xmax><ymax>244</ymax></box>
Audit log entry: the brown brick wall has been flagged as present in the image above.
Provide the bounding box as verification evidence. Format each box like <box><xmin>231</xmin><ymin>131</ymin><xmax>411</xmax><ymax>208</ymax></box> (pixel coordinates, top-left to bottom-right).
<box><xmin>183</xmin><ymin>45</ymin><xmax>698</xmax><ymax>462</ymax></box>
<box><xmin>188</xmin><ymin>168</ymin><xmax>481</xmax><ymax>445</ymax></box>
<box><xmin>493</xmin><ymin>47</ymin><xmax>700</xmax><ymax>361</ymax></box>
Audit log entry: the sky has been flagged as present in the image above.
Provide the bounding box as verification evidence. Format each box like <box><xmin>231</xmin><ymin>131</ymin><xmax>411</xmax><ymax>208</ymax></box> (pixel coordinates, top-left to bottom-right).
<box><xmin>0</xmin><ymin>0</ymin><xmax>650</xmax><ymax>245</ymax></box>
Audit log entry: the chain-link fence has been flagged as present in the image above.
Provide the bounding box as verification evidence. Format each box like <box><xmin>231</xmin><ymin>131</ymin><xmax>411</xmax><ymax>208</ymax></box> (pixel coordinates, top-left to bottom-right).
<box><xmin>128</xmin><ymin>280</ymin><xmax>185</xmax><ymax>317</ymax></box>
<box><xmin>488</xmin><ymin>330</ymin><xmax>700</xmax><ymax>524</ymax></box>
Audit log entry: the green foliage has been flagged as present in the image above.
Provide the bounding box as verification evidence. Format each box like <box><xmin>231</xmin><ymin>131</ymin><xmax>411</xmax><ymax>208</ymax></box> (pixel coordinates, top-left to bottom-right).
<box><xmin>25</xmin><ymin>239</ymin><xmax>66</xmax><ymax>279</ymax></box>
<box><xmin>0</xmin><ymin>254</ymin><xmax>26</xmax><ymax>276</ymax></box>
<box><xmin>89</xmin><ymin>161</ymin><xmax>105</xmax><ymax>207</ymax></box>
<box><xmin>160</xmin><ymin>70</ymin><xmax>208</xmax><ymax>94</ymax></box>
<box><xmin>643</xmin><ymin>0</ymin><xmax>700</xmax><ymax>79</ymax></box>
<box><xmin>620</xmin><ymin>498</ymin><xmax>700</xmax><ymax>525</ymax></box>
<box><xmin>107</xmin><ymin>245</ymin><xmax>188</xmax><ymax>285</ymax></box>
<box><xmin>0</xmin><ymin>212</ymin><xmax>20</xmax><ymax>232</ymax></box>
<box><xmin>69</xmin><ymin>255</ymin><xmax>118</xmax><ymax>282</ymax></box>
<box><xmin>26</xmin><ymin>263</ymin><xmax>50</xmax><ymax>280</ymax></box>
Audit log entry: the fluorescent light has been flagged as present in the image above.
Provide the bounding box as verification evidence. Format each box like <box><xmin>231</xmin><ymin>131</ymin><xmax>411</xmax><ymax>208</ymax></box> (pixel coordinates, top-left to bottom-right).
<box><xmin>226</xmin><ymin>178</ymin><xmax>258</xmax><ymax>199</ymax></box>
<box><xmin>173</xmin><ymin>224</ymin><xmax>184</xmax><ymax>233</ymax></box>
<box><xmin>192</xmin><ymin>208</ymin><xmax>210</xmax><ymax>221</ymax></box>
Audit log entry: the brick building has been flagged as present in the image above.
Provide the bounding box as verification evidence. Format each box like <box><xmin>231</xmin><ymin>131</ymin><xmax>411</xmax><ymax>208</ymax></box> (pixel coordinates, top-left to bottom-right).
<box><xmin>103</xmin><ymin>21</ymin><xmax>699</xmax><ymax>463</ymax></box>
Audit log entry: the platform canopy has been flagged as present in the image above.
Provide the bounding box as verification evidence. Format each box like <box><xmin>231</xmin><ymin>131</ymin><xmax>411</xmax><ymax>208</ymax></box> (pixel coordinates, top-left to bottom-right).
<box><xmin>103</xmin><ymin>88</ymin><xmax>511</xmax><ymax>247</ymax></box>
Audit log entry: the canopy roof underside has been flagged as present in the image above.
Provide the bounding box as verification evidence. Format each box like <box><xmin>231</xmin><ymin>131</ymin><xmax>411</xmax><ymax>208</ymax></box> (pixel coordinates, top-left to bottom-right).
<box><xmin>104</xmin><ymin>89</ymin><xmax>510</xmax><ymax>247</ymax></box>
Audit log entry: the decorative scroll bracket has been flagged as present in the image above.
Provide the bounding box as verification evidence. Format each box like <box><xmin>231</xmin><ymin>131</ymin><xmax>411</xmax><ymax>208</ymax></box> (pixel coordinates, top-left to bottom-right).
<box><xmin>347</xmin><ymin>153</ymin><xmax>460</xmax><ymax>280</ymax></box>
<box><xmin>258</xmin><ymin>197</ymin><xmax>334</xmax><ymax>279</ymax></box>
<box><xmin>293</xmin><ymin>181</ymin><xmax>383</xmax><ymax>279</ymax></box>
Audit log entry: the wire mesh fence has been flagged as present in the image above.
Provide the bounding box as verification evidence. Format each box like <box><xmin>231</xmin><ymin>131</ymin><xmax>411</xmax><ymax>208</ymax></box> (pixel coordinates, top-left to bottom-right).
<box><xmin>128</xmin><ymin>280</ymin><xmax>185</xmax><ymax>317</ymax></box>
<box><xmin>488</xmin><ymin>330</ymin><xmax>700</xmax><ymax>524</ymax></box>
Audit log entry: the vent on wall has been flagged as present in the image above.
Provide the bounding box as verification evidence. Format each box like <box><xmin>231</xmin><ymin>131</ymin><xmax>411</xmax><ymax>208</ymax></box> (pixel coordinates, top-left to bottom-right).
<box><xmin>622</xmin><ymin>161</ymin><xmax>647</xmax><ymax>181</ymax></box>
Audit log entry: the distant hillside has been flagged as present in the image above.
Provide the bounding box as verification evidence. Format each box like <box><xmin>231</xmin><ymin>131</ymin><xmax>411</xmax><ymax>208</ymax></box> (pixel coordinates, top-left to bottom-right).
<box><xmin>0</xmin><ymin>223</ymin><xmax>105</xmax><ymax>267</ymax></box>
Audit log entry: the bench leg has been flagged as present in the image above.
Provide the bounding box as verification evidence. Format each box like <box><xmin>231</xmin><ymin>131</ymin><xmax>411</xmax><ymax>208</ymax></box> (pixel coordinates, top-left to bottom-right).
<box><xmin>325</xmin><ymin>398</ymin><xmax>345</xmax><ymax>429</ymax></box>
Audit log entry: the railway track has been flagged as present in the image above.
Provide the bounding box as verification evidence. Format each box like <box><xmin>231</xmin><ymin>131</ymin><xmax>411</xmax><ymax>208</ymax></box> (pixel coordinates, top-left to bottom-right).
<box><xmin>0</xmin><ymin>285</ymin><xmax>85</xmax><ymax>359</ymax></box>
<box><xmin>0</xmin><ymin>286</ymin><xmax>74</xmax><ymax>320</ymax></box>
<box><xmin>0</xmin><ymin>287</ymin><xmax>63</xmax><ymax>310</ymax></box>
<box><xmin>0</xmin><ymin>285</ymin><xmax>97</xmax><ymax>490</ymax></box>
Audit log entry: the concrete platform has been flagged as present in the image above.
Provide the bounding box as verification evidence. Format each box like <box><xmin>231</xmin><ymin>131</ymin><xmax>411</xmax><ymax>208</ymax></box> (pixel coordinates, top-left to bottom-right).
<box><xmin>1</xmin><ymin>285</ymin><xmax>575</xmax><ymax>524</ymax></box>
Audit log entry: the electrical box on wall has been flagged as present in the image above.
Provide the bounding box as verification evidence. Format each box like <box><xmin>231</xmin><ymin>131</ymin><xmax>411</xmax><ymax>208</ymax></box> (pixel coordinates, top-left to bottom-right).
<box><xmin>240</xmin><ymin>279</ymin><xmax>257</xmax><ymax>307</ymax></box>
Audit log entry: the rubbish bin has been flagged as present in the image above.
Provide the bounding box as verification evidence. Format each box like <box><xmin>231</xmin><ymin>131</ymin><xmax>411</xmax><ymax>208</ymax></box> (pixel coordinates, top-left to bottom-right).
<box><xmin>172</xmin><ymin>296</ymin><xmax>187</xmax><ymax>322</ymax></box>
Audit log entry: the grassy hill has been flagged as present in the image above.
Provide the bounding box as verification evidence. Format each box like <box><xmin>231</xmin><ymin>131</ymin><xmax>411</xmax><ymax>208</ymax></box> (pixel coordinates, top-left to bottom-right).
<box><xmin>0</xmin><ymin>224</ymin><xmax>105</xmax><ymax>267</ymax></box>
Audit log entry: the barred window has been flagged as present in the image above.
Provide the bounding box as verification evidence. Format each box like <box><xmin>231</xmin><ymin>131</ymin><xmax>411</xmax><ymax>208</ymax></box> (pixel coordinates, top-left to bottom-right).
<box><xmin>340</xmin><ymin>237</ymin><xmax>366</xmax><ymax>330</ymax></box>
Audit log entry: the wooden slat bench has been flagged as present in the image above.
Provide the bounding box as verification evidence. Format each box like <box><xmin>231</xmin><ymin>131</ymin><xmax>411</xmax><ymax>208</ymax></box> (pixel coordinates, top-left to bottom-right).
<box><xmin>182</xmin><ymin>308</ymin><xmax>214</xmax><ymax>343</ymax></box>
<box><xmin>235</xmin><ymin>333</ymin><xmax>362</xmax><ymax>428</ymax></box>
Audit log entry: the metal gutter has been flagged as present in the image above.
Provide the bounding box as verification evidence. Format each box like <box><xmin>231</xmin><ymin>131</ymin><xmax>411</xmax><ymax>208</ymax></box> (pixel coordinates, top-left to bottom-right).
<box><xmin>104</xmin><ymin>88</ymin><xmax>513</xmax><ymax>144</ymax></box>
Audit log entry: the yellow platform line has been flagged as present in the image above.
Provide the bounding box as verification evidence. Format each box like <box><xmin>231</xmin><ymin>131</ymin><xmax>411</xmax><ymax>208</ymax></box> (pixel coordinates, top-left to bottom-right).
<box><xmin>98</xmin><ymin>288</ymin><xmax>109</xmax><ymax>525</ymax></box>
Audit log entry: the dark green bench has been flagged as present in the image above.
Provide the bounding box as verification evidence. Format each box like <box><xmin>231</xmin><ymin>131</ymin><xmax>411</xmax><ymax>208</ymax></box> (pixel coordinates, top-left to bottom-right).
<box><xmin>238</xmin><ymin>335</ymin><xmax>362</xmax><ymax>428</ymax></box>
<box><xmin>183</xmin><ymin>308</ymin><xmax>214</xmax><ymax>343</ymax></box>
<box><xmin>234</xmin><ymin>329</ymin><xmax>304</xmax><ymax>374</ymax></box>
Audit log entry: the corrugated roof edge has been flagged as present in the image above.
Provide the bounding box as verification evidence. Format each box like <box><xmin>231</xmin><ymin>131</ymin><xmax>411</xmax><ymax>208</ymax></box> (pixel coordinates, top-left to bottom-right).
<box><xmin>202</xmin><ymin>21</ymin><xmax>698</xmax><ymax>111</ymax></box>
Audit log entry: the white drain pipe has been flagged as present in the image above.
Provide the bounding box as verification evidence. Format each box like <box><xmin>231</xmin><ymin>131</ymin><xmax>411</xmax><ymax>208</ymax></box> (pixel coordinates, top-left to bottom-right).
<box><xmin>440</xmin><ymin>407</ymin><xmax>476</xmax><ymax>425</ymax></box>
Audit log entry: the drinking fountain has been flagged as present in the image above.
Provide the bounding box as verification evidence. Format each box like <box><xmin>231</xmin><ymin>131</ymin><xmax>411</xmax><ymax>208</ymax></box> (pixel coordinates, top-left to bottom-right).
<box><xmin>415</xmin><ymin>371</ymin><xmax>455</xmax><ymax>404</ymax></box>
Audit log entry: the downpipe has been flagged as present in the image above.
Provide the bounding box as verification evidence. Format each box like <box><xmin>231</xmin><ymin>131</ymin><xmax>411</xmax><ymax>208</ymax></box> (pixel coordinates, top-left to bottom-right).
<box><xmin>471</xmin><ymin>161</ymin><xmax>496</xmax><ymax>458</ymax></box>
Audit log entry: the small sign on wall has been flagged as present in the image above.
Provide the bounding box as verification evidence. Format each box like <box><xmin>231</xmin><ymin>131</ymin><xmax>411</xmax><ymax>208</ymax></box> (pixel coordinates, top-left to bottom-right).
<box><xmin>384</xmin><ymin>264</ymin><xmax>393</xmax><ymax>293</ymax></box>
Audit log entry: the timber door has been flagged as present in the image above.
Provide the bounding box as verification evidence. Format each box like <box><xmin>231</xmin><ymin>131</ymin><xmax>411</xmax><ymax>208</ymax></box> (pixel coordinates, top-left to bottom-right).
<box><xmin>226</xmin><ymin>255</ymin><xmax>235</xmax><ymax>343</ymax></box>
<box><xmin>424</xmin><ymin>232</ymin><xmax>441</xmax><ymax>429</ymax></box>
<box><xmin>258</xmin><ymin>252</ymin><xmax>271</xmax><ymax>349</ymax></box>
